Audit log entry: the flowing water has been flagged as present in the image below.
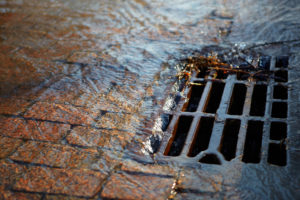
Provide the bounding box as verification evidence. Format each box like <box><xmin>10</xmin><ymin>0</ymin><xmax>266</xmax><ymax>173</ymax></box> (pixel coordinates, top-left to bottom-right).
<box><xmin>0</xmin><ymin>0</ymin><xmax>300</xmax><ymax>199</ymax></box>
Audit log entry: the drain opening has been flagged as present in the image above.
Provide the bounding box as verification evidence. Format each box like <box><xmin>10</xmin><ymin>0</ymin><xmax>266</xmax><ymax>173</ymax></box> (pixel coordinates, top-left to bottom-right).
<box><xmin>275</xmin><ymin>56</ymin><xmax>289</xmax><ymax>68</ymax></box>
<box><xmin>219</xmin><ymin>119</ymin><xmax>241</xmax><ymax>161</ymax></box>
<box><xmin>227</xmin><ymin>84</ymin><xmax>247</xmax><ymax>115</ymax></box>
<box><xmin>274</xmin><ymin>70</ymin><xmax>288</xmax><ymax>82</ymax></box>
<box><xmin>271</xmin><ymin>102</ymin><xmax>287</xmax><ymax>118</ymax></box>
<box><xmin>242</xmin><ymin>121</ymin><xmax>264</xmax><ymax>163</ymax></box>
<box><xmin>197</xmin><ymin>67</ymin><xmax>209</xmax><ymax>78</ymax></box>
<box><xmin>204</xmin><ymin>82</ymin><xmax>225</xmax><ymax>113</ymax></box>
<box><xmin>165</xmin><ymin>116</ymin><xmax>193</xmax><ymax>156</ymax></box>
<box><xmin>273</xmin><ymin>85</ymin><xmax>288</xmax><ymax>99</ymax></box>
<box><xmin>215</xmin><ymin>70</ymin><xmax>228</xmax><ymax>79</ymax></box>
<box><xmin>268</xmin><ymin>143</ymin><xmax>286</xmax><ymax>166</ymax></box>
<box><xmin>249</xmin><ymin>84</ymin><xmax>267</xmax><ymax>116</ymax></box>
<box><xmin>258</xmin><ymin>56</ymin><xmax>271</xmax><ymax>70</ymax></box>
<box><xmin>182</xmin><ymin>82</ymin><xmax>206</xmax><ymax>112</ymax></box>
<box><xmin>161</xmin><ymin>114</ymin><xmax>173</xmax><ymax>132</ymax></box>
<box><xmin>199</xmin><ymin>153</ymin><xmax>221</xmax><ymax>165</ymax></box>
<box><xmin>188</xmin><ymin>117</ymin><xmax>214</xmax><ymax>157</ymax></box>
<box><xmin>270</xmin><ymin>122</ymin><xmax>287</xmax><ymax>140</ymax></box>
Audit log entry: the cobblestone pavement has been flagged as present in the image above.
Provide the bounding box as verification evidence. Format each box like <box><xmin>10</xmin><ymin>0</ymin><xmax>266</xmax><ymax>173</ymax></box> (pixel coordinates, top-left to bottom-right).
<box><xmin>1</xmin><ymin>0</ymin><xmax>300</xmax><ymax>199</ymax></box>
<box><xmin>0</xmin><ymin>0</ymin><xmax>182</xmax><ymax>199</ymax></box>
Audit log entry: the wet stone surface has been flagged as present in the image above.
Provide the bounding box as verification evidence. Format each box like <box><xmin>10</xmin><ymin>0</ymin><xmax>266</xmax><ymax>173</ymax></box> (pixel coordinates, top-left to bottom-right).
<box><xmin>12</xmin><ymin>166</ymin><xmax>106</xmax><ymax>197</ymax></box>
<box><xmin>1</xmin><ymin>0</ymin><xmax>300</xmax><ymax>199</ymax></box>
<box><xmin>101</xmin><ymin>171</ymin><xmax>175</xmax><ymax>200</ymax></box>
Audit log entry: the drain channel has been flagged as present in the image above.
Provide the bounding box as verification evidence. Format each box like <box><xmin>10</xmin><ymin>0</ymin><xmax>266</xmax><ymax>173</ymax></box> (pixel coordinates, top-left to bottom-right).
<box><xmin>182</xmin><ymin>82</ymin><xmax>206</xmax><ymax>112</ymax></box>
<box><xmin>165</xmin><ymin>116</ymin><xmax>193</xmax><ymax>156</ymax></box>
<box><xmin>204</xmin><ymin>82</ymin><xmax>225</xmax><ymax>113</ymax></box>
<box><xmin>156</xmin><ymin>55</ymin><xmax>289</xmax><ymax>167</ymax></box>
<box><xmin>219</xmin><ymin>119</ymin><xmax>241</xmax><ymax>161</ymax></box>
<box><xmin>227</xmin><ymin>84</ymin><xmax>247</xmax><ymax>115</ymax></box>
<box><xmin>242</xmin><ymin>121</ymin><xmax>264</xmax><ymax>163</ymax></box>
<box><xmin>188</xmin><ymin>117</ymin><xmax>214</xmax><ymax>157</ymax></box>
<box><xmin>249</xmin><ymin>84</ymin><xmax>267</xmax><ymax>116</ymax></box>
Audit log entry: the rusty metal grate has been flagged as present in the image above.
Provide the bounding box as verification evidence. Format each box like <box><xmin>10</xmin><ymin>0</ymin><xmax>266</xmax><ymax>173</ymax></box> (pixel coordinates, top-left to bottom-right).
<box><xmin>157</xmin><ymin>55</ymin><xmax>289</xmax><ymax>167</ymax></box>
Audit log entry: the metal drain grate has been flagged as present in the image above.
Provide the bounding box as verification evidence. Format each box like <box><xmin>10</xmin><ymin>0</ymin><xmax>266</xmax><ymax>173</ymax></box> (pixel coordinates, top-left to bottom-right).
<box><xmin>157</xmin><ymin>55</ymin><xmax>289</xmax><ymax>166</ymax></box>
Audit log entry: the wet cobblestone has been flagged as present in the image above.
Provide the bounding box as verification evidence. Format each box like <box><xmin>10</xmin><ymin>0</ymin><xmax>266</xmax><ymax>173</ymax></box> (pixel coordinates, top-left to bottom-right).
<box><xmin>13</xmin><ymin>166</ymin><xmax>106</xmax><ymax>197</ymax></box>
<box><xmin>66</xmin><ymin>126</ymin><xmax>134</xmax><ymax>150</ymax></box>
<box><xmin>0</xmin><ymin>185</ymin><xmax>42</xmax><ymax>200</ymax></box>
<box><xmin>0</xmin><ymin>98</ymin><xmax>32</xmax><ymax>115</ymax></box>
<box><xmin>0</xmin><ymin>136</ymin><xmax>23</xmax><ymax>159</ymax></box>
<box><xmin>24</xmin><ymin>102</ymin><xmax>99</xmax><ymax>125</ymax></box>
<box><xmin>10</xmin><ymin>141</ymin><xmax>100</xmax><ymax>169</ymax></box>
<box><xmin>1</xmin><ymin>0</ymin><xmax>299</xmax><ymax>199</ymax></box>
<box><xmin>0</xmin><ymin>117</ymin><xmax>71</xmax><ymax>142</ymax></box>
<box><xmin>101</xmin><ymin>171</ymin><xmax>175</xmax><ymax>200</ymax></box>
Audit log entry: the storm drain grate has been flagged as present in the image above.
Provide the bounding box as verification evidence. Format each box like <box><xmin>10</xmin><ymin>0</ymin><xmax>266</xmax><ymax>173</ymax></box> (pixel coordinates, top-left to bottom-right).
<box><xmin>157</xmin><ymin>56</ymin><xmax>289</xmax><ymax>167</ymax></box>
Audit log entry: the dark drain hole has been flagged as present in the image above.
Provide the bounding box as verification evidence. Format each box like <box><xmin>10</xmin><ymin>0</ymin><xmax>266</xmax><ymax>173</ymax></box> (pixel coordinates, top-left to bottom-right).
<box><xmin>268</xmin><ymin>143</ymin><xmax>286</xmax><ymax>166</ymax></box>
<box><xmin>182</xmin><ymin>82</ymin><xmax>206</xmax><ymax>112</ymax></box>
<box><xmin>273</xmin><ymin>85</ymin><xmax>288</xmax><ymax>99</ymax></box>
<box><xmin>216</xmin><ymin>70</ymin><xmax>228</xmax><ymax>79</ymax></box>
<box><xmin>249</xmin><ymin>84</ymin><xmax>267</xmax><ymax>116</ymax></box>
<box><xmin>228</xmin><ymin>84</ymin><xmax>247</xmax><ymax>115</ymax></box>
<box><xmin>258</xmin><ymin>56</ymin><xmax>271</xmax><ymax>70</ymax></box>
<box><xmin>270</xmin><ymin>122</ymin><xmax>287</xmax><ymax>140</ymax></box>
<box><xmin>242</xmin><ymin>121</ymin><xmax>263</xmax><ymax>163</ymax></box>
<box><xmin>165</xmin><ymin>116</ymin><xmax>193</xmax><ymax>156</ymax></box>
<box><xmin>275</xmin><ymin>56</ymin><xmax>289</xmax><ymax>68</ymax></box>
<box><xmin>197</xmin><ymin>67</ymin><xmax>208</xmax><ymax>78</ymax></box>
<box><xmin>219</xmin><ymin>119</ymin><xmax>241</xmax><ymax>161</ymax></box>
<box><xmin>199</xmin><ymin>154</ymin><xmax>221</xmax><ymax>165</ymax></box>
<box><xmin>271</xmin><ymin>102</ymin><xmax>287</xmax><ymax>118</ymax></box>
<box><xmin>204</xmin><ymin>82</ymin><xmax>225</xmax><ymax>113</ymax></box>
<box><xmin>275</xmin><ymin>70</ymin><xmax>288</xmax><ymax>82</ymax></box>
<box><xmin>188</xmin><ymin>117</ymin><xmax>214</xmax><ymax>157</ymax></box>
<box><xmin>161</xmin><ymin>114</ymin><xmax>173</xmax><ymax>132</ymax></box>
<box><xmin>237</xmin><ymin>71</ymin><xmax>250</xmax><ymax>80</ymax></box>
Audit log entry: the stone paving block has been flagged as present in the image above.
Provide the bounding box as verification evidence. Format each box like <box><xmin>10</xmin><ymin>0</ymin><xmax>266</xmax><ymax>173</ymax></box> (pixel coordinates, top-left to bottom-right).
<box><xmin>68</xmin><ymin>51</ymin><xmax>98</xmax><ymax>64</ymax></box>
<box><xmin>0</xmin><ymin>98</ymin><xmax>32</xmax><ymax>115</ymax></box>
<box><xmin>37</xmin><ymin>88</ymin><xmax>79</xmax><ymax>105</ymax></box>
<box><xmin>24</xmin><ymin>102</ymin><xmax>99</xmax><ymax>125</ymax></box>
<box><xmin>177</xmin><ymin>169</ymin><xmax>223</xmax><ymax>193</ymax></box>
<box><xmin>66</xmin><ymin>126</ymin><xmax>134</xmax><ymax>150</ymax></box>
<box><xmin>13</xmin><ymin>166</ymin><xmax>106</xmax><ymax>197</ymax></box>
<box><xmin>106</xmin><ymin>89</ymin><xmax>139</xmax><ymax>113</ymax></box>
<box><xmin>121</xmin><ymin>160</ymin><xmax>177</xmax><ymax>176</ymax></box>
<box><xmin>96</xmin><ymin>112</ymin><xmax>139</xmax><ymax>132</ymax></box>
<box><xmin>101</xmin><ymin>171</ymin><xmax>175</xmax><ymax>200</ymax></box>
<box><xmin>10</xmin><ymin>141</ymin><xmax>99</xmax><ymax>169</ymax></box>
<box><xmin>74</xmin><ymin>93</ymin><xmax>120</xmax><ymax>111</ymax></box>
<box><xmin>76</xmin><ymin>91</ymin><xmax>143</xmax><ymax>118</ymax></box>
<box><xmin>50</xmin><ymin>77</ymin><xmax>86</xmax><ymax>92</ymax></box>
<box><xmin>0</xmin><ymin>117</ymin><xmax>70</xmax><ymax>142</ymax></box>
<box><xmin>0</xmin><ymin>136</ymin><xmax>23</xmax><ymax>159</ymax></box>
<box><xmin>0</xmin><ymin>160</ymin><xmax>27</xmax><ymax>186</ymax></box>
<box><xmin>89</xmin><ymin>149</ymin><xmax>122</xmax><ymax>173</ymax></box>
<box><xmin>0</xmin><ymin>185</ymin><xmax>42</xmax><ymax>200</ymax></box>
<box><xmin>124</xmin><ymin>134</ymin><xmax>156</xmax><ymax>163</ymax></box>
<box><xmin>0</xmin><ymin>54</ymin><xmax>45</xmax><ymax>97</ymax></box>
